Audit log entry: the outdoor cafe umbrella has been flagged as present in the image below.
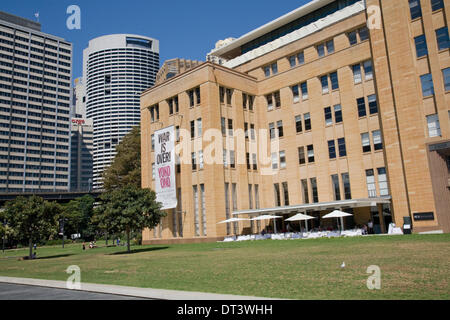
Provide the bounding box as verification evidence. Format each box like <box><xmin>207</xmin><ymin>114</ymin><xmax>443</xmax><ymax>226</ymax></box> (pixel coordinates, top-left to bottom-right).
<box><xmin>322</xmin><ymin>210</ymin><xmax>353</xmax><ymax>231</ymax></box>
<box><xmin>250</xmin><ymin>215</ymin><xmax>282</xmax><ymax>234</ymax></box>
<box><xmin>285</xmin><ymin>213</ymin><xmax>315</xmax><ymax>232</ymax></box>
<box><xmin>217</xmin><ymin>218</ymin><xmax>250</xmax><ymax>235</ymax></box>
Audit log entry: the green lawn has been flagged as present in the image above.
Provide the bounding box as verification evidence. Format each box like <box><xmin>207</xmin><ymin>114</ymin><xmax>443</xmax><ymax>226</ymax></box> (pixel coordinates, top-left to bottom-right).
<box><xmin>0</xmin><ymin>234</ymin><xmax>449</xmax><ymax>299</ymax></box>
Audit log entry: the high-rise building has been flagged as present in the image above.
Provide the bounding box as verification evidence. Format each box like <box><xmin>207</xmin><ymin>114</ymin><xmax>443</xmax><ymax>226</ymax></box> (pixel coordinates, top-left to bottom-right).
<box><xmin>0</xmin><ymin>11</ymin><xmax>72</xmax><ymax>193</ymax></box>
<box><xmin>83</xmin><ymin>34</ymin><xmax>159</xmax><ymax>189</ymax></box>
<box><xmin>141</xmin><ymin>0</ymin><xmax>450</xmax><ymax>244</ymax></box>
<box><xmin>70</xmin><ymin>78</ymin><xmax>93</xmax><ymax>192</ymax></box>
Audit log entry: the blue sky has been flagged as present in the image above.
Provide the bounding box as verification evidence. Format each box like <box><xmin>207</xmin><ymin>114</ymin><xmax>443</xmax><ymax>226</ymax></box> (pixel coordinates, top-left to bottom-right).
<box><xmin>1</xmin><ymin>0</ymin><xmax>310</xmax><ymax>81</ymax></box>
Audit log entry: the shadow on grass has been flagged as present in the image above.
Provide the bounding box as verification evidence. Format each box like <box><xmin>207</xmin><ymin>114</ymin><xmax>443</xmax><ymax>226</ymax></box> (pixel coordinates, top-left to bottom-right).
<box><xmin>36</xmin><ymin>254</ymin><xmax>75</xmax><ymax>260</ymax></box>
<box><xmin>109</xmin><ymin>247</ymin><xmax>169</xmax><ymax>255</ymax></box>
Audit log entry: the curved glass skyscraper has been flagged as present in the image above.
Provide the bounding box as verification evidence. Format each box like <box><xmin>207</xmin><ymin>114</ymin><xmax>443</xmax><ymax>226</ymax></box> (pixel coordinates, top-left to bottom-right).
<box><xmin>83</xmin><ymin>34</ymin><xmax>159</xmax><ymax>189</ymax></box>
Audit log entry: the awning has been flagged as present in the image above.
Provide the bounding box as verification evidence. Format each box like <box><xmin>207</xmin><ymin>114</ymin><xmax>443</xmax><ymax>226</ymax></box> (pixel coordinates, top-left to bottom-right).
<box><xmin>233</xmin><ymin>197</ymin><xmax>391</xmax><ymax>217</ymax></box>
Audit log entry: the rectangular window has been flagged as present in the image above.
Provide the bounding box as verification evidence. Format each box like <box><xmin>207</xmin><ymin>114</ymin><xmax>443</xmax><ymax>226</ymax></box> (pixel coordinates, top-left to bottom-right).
<box><xmin>274</xmin><ymin>91</ymin><xmax>281</xmax><ymax>108</ymax></box>
<box><xmin>304</xmin><ymin>113</ymin><xmax>311</xmax><ymax>131</ymax></box>
<box><xmin>274</xmin><ymin>183</ymin><xmax>281</xmax><ymax>207</ymax></box>
<box><xmin>361</xmin><ymin>132</ymin><xmax>371</xmax><ymax>152</ymax></box>
<box><xmin>254</xmin><ymin>184</ymin><xmax>260</xmax><ymax>209</ymax></box>
<box><xmin>266</xmin><ymin>94</ymin><xmax>273</xmax><ymax>111</ymax></box>
<box><xmin>364</xmin><ymin>60</ymin><xmax>373</xmax><ymax>80</ymax></box>
<box><xmin>317</xmin><ymin>43</ymin><xmax>325</xmax><ymax>57</ymax></box>
<box><xmin>226</xmin><ymin>88</ymin><xmax>233</xmax><ymax>104</ymax></box>
<box><xmin>301</xmin><ymin>82</ymin><xmax>308</xmax><ymax>99</ymax></box>
<box><xmin>224</xmin><ymin>183</ymin><xmax>230</xmax><ymax>235</ymax></box>
<box><xmin>269</xmin><ymin>122</ymin><xmax>275</xmax><ymax>140</ymax></box>
<box><xmin>252</xmin><ymin>153</ymin><xmax>257</xmax><ymax>170</ymax></box>
<box><xmin>190</xmin><ymin>120</ymin><xmax>195</xmax><ymax>138</ymax></box>
<box><xmin>264</xmin><ymin>66</ymin><xmax>271</xmax><ymax>77</ymax></box>
<box><xmin>277</xmin><ymin>120</ymin><xmax>284</xmax><ymax>138</ymax></box>
<box><xmin>219</xmin><ymin>86</ymin><xmax>225</xmax><ymax>103</ymax></box>
<box><xmin>295</xmin><ymin>115</ymin><xmax>303</xmax><ymax>133</ymax></box>
<box><xmin>246</xmin><ymin>152</ymin><xmax>250</xmax><ymax>170</ymax></box>
<box><xmin>348</xmin><ymin>31</ymin><xmax>357</xmax><ymax>45</ymax></box>
<box><xmin>326</xmin><ymin>40</ymin><xmax>334</xmax><ymax>54</ymax></box>
<box><xmin>292</xmin><ymin>85</ymin><xmax>300</xmax><ymax>103</ymax></box>
<box><xmin>221</xmin><ymin>117</ymin><xmax>226</xmax><ymax>136</ymax></box>
<box><xmin>298</xmin><ymin>146</ymin><xmax>305</xmax><ymax>165</ymax></box>
<box><xmin>232</xmin><ymin>184</ymin><xmax>238</xmax><ymax>233</ymax></box>
<box><xmin>409</xmin><ymin>0</ymin><xmax>422</xmax><ymax>19</ymax></box>
<box><xmin>280</xmin><ymin>151</ymin><xmax>286</xmax><ymax>169</ymax></box>
<box><xmin>368</xmin><ymin>95</ymin><xmax>378</xmax><ymax>114</ymax></box>
<box><xmin>289</xmin><ymin>55</ymin><xmax>296</xmax><ymax>68</ymax></box>
<box><xmin>373</xmin><ymin>130</ymin><xmax>383</xmax><ymax>150</ymax></box>
<box><xmin>359</xmin><ymin>27</ymin><xmax>369</xmax><ymax>42</ymax></box>
<box><xmin>228</xmin><ymin>119</ymin><xmax>233</xmax><ymax>137</ymax></box>
<box><xmin>195</xmin><ymin>87</ymin><xmax>201</xmax><ymax>104</ymax></box>
<box><xmin>436</xmin><ymin>27</ymin><xmax>449</xmax><ymax>50</ymax></box>
<box><xmin>230</xmin><ymin>150</ymin><xmax>235</xmax><ymax>169</ymax></box>
<box><xmin>174</xmin><ymin>96</ymin><xmax>179</xmax><ymax>113</ymax></box>
<box><xmin>427</xmin><ymin>114</ymin><xmax>441</xmax><ymax>137</ymax></box>
<box><xmin>301</xmin><ymin>179</ymin><xmax>309</xmax><ymax>204</ymax></box>
<box><xmin>244</xmin><ymin>122</ymin><xmax>249</xmax><ymax>139</ymax></box>
<box><xmin>321</xmin><ymin>75</ymin><xmax>329</xmax><ymax>94</ymax></box>
<box><xmin>271</xmin><ymin>152</ymin><xmax>278</xmax><ymax>170</ymax></box>
<box><xmin>282</xmin><ymin>182</ymin><xmax>289</xmax><ymax>206</ymax></box>
<box><xmin>311</xmin><ymin>178</ymin><xmax>318</xmax><ymax>203</ymax></box>
<box><xmin>193</xmin><ymin>185</ymin><xmax>199</xmax><ymax>236</ymax></box>
<box><xmin>431</xmin><ymin>0</ymin><xmax>444</xmax><ymax>11</ymax></box>
<box><xmin>188</xmin><ymin>90</ymin><xmax>194</xmax><ymax>107</ymax></box>
<box><xmin>197</xmin><ymin>118</ymin><xmax>202</xmax><ymax>137</ymax></box>
<box><xmin>415</xmin><ymin>35</ymin><xmax>428</xmax><ymax>58</ymax></box>
<box><xmin>152</xmin><ymin>163</ymin><xmax>155</xmax><ymax>180</ymax></box>
<box><xmin>250</xmin><ymin>124</ymin><xmax>255</xmax><ymax>140</ymax></box>
<box><xmin>328</xmin><ymin>140</ymin><xmax>337</xmax><ymax>159</ymax></box>
<box><xmin>342</xmin><ymin>173</ymin><xmax>352</xmax><ymax>200</ymax></box>
<box><xmin>248</xmin><ymin>95</ymin><xmax>254</xmax><ymax>111</ymax></box>
<box><xmin>357</xmin><ymin>97</ymin><xmax>367</xmax><ymax>117</ymax></box>
<box><xmin>377</xmin><ymin>168</ymin><xmax>389</xmax><ymax>196</ymax></box>
<box><xmin>243</xmin><ymin>93</ymin><xmax>247</xmax><ymax>109</ymax></box>
<box><xmin>200</xmin><ymin>184</ymin><xmax>206</xmax><ymax>236</ymax></box>
<box><xmin>334</xmin><ymin>104</ymin><xmax>343</xmax><ymax>123</ymax></box>
<box><xmin>223</xmin><ymin>149</ymin><xmax>227</xmax><ymax>168</ymax></box>
<box><xmin>199</xmin><ymin>150</ymin><xmax>204</xmax><ymax>170</ymax></box>
<box><xmin>151</xmin><ymin>134</ymin><xmax>155</xmax><ymax>151</ymax></box>
<box><xmin>307</xmin><ymin>145</ymin><xmax>314</xmax><ymax>163</ymax></box>
<box><xmin>353</xmin><ymin>64</ymin><xmax>362</xmax><ymax>84</ymax></box>
<box><xmin>338</xmin><ymin>138</ymin><xmax>347</xmax><ymax>157</ymax></box>
<box><xmin>176</xmin><ymin>126</ymin><xmax>180</xmax><ymax>142</ymax></box>
<box><xmin>271</xmin><ymin>63</ymin><xmax>278</xmax><ymax>75</ymax></box>
<box><xmin>420</xmin><ymin>73</ymin><xmax>434</xmax><ymax>97</ymax></box>
<box><xmin>443</xmin><ymin>68</ymin><xmax>450</xmax><ymax>91</ymax></box>
<box><xmin>248</xmin><ymin>185</ymin><xmax>253</xmax><ymax>209</ymax></box>
<box><xmin>330</xmin><ymin>72</ymin><xmax>339</xmax><ymax>90</ymax></box>
<box><xmin>366</xmin><ymin>169</ymin><xmax>377</xmax><ymax>198</ymax></box>
<box><xmin>324</xmin><ymin>107</ymin><xmax>333</xmax><ymax>126</ymax></box>
<box><xmin>297</xmin><ymin>51</ymin><xmax>305</xmax><ymax>65</ymax></box>
<box><xmin>332</xmin><ymin>174</ymin><xmax>341</xmax><ymax>201</ymax></box>
<box><xmin>191</xmin><ymin>152</ymin><xmax>197</xmax><ymax>170</ymax></box>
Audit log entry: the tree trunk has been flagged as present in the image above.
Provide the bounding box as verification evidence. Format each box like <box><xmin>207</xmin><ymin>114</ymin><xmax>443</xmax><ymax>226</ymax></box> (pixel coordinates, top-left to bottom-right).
<box><xmin>28</xmin><ymin>238</ymin><xmax>33</xmax><ymax>259</ymax></box>
<box><xmin>105</xmin><ymin>231</ymin><xmax>108</xmax><ymax>246</ymax></box>
<box><xmin>126</xmin><ymin>228</ymin><xmax>130</xmax><ymax>253</ymax></box>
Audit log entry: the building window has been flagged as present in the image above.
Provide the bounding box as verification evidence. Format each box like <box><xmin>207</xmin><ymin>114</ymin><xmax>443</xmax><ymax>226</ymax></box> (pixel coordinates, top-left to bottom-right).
<box><xmin>264</xmin><ymin>62</ymin><xmax>278</xmax><ymax>77</ymax></box>
<box><xmin>226</xmin><ymin>88</ymin><xmax>233</xmax><ymax>105</ymax></box>
<box><xmin>264</xmin><ymin>66</ymin><xmax>271</xmax><ymax>77</ymax></box>
<box><xmin>324</xmin><ymin>107</ymin><xmax>333</xmax><ymax>126</ymax></box>
<box><xmin>353</xmin><ymin>64</ymin><xmax>362</xmax><ymax>84</ymax></box>
<box><xmin>188</xmin><ymin>90</ymin><xmax>195</xmax><ymax>107</ymax></box>
<box><xmin>420</xmin><ymin>73</ymin><xmax>435</xmax><ymax>97</ymax></box>
<box><xmin>321</xmin><ymin>75</ymin><xmax>329</xmax><ymax>94</ymax></box>
<box><xmin>431</xmin><ymin>0</ymin><xmax>444</xmax><ymax>11</ymax></box>
<box><xmin>191</xmin><ymin>152</ymin><xmax>197</xmax><ymax>170</ymax></box>
<box><xmin>298</xmin><ymin>146</ymin><xmax>306</xmax><ymax>165</ymax></box>
<box><xmin>230</xmin><ymin>150</ymin><xmax>235</xmax><ymax>169</ymax></box>
<box><xmin>269</xmin><ymin>122</ymin><xmax>275</xmax><ymax>140</ymax></box>
<box><xmin>377</xmin><ymin>168</ymin><xmax>389</xmax><ymax>196</ymax></box>
<box><xmin>280</xmin><ymin>151</ymin><xmax>286</xmax><ymax>169</ymax></box>
<box><xmin>190</xmin><ymin>120</ymin><xmax>195</xmax><ymax>138</ymax></box>
<box><xmin>338</xmin><ymin>138</ymin><xmax>347</xmax><ymax>157</ymax></box>
<box><xmin>326</xmin><ymin>40</ymin><xmax>335</xmax><ymax>54</ymax></box>
<box><xmin>277</xmin><ymin>120</ymin><xmax>284</xmax><ymax>138</ymax></box>
<box><xmin>295</xmin><ymin>115</ymin><xmax>303</xmax><ymax>133</ymax></box>
<box><xmin>271</xmin><ymin>152</ymin><xmax>278</xmax><ymax>170</ymax></box>
<box><xmin>443</xmin><ymin>68</ymin><xmax>450</xmax><ymax>91</ymax></box>
<box><xmin>274</xmin><ymin>183</ymin><xmax>281</xmax><ymax>207</ymax></box>
<box><xmin>200</xmin><ymin>184</ymin><xmax>206</xmax><ymax>236</ymax></box>
<box><xmin>282</xmin><ymin>182</ymin><xmax>289</xmax><ymax>206</ymax></box>
<box><xmin>199</xmin><ymin>150</ymin><xmax>204</xmax><ymax>170</ymax></box>
<box><xmin>409</xmin><ymin>0</ymin><xmax>422</xmax><ymax>20</ymax></box>
<box><xmin>427</xmin><ymin>114</ymin><xmax>441</xmax><ymax>137</ymax></box>
<box><xmin>232</xmin><ymin>184</ymin><xmax>238</xmax><ymax>233</ymax></box>
<box><xmin>197</xmin><ymin>118</ymin><xmax>202</xmax><ymax>137</ymax></box>
<box><xmin>228</xmin><ymin>119</ymin><xmax>233</xmax><ymax>137</ymax></box>
<box><xmin>310</xmin><ymin>178</ymin><xmax>318</xmax><ymax>203</ymax></box>
<box><xmin>271</xmin><ymin>63</ymin><xmax>278</xmax><ymax>75</ymax></box>
<box><xmin>301</xmin><ymin>82</ymin><xmax>308</xmax><ymax>99</ymax></box>
<box><xmin>373</xmin><ymin>130</ymin><xmax>383</xmax><ymax>150</ymax></box>
<box><xmin>331</xmin><ymin>174</ymin><xmax>341</xmax><ymax>201</ymax></box>
<box><xmin>151</xmin><ymin>134</ymin><xmax>155</xmax><ymax>151</ymax></box>
<box><xmin>254</xmin><ymin>184</ymin><xmax>260</xmax><ymax>209</ymax></box>
<box><xmin>193</xmin><ymin>185</ymin><xmax>199</xmax><ymax>236</ymax></box>
<box><xmin>368</xmin><ymin>95</ymin><xmax>378</xmax><ymax>114</ymax></box>
<box><xmin>252</xmin><ymin>153</ymin><xmax>257</xmax><ymax>170</ymax></box>
<box><xmin>359</xmin><ymin>27</ymin><xmax>369</xmax><ymax>41</ymax></box>
<box><xmin>357</xmin><ymin>97</ymin><xmax>367</xmax><ymax>117</ymax></box>
<box><xmin>289</xmin><ymin>55</ymin><xmax>296</xmax><ymax>68</ymax></box>
<box><xmin>304</xmin><ymin>113</ymin><xmax>311</xmax><ymax>131</ymax></box>
<box><xmin>301</xmin><ymin>179</ymin><xmax>309</xmax><ymax>204</ymax></box>
<box><xmin>348</xmin><ymin>31</ymin><xmax>357</xmax><ymax>45</ymax></box>
<box><xmin>224</xmin><ymin>183</ymin><xmax>230</xmax><ymax>235</ymax></box>
<box><xmin>292</xmin><ymin>85</ymin><xmax>300</xmax><ymax>103</ymax></box>
<box><xmin>250</xmin><ymin>124</ymin><xmax>255</xmax><ymax>140</ymax></box>
<box><xmin>266</xmin><ymin>94</ymin><xmax>273</xmax><ymax>111</ymax></box>
<box><xmin>328</xmin><ymin>140</ymin><xmax>337</xmax><ymax>159</ymax></box>
<box><xmin>361</xmin><ymin>133</ymin><xmax>371</xmax><ymax>152</ymax></box>
<box><xmin>330</xmin><ymin>72</ymin><xmax>339</xmax><ymax>90</ymax></box>
<box><xmin>317</xmin><ymin>43</ymin><xmax>325</xmax><ymax>57</ymax></box>
<box><xmin>366</xmin><ymin>169</ymin><xmax>377</xmax><ymax>198</ymax></box>
<box><xmin>307</xmin><ymin>145</ymin><xmax>314</xmax><ymax>163</ymax></box>
<box><xmin>152</xmin><ymin>163</ymin><xmax>155</xmax><ymax>180</ymax></box>
<box><xmin>248</xmin><ymin>185</ymin><xmax>253</xmax><ymax>209</ymax></box>
<box><xmin>221</xmin><ymin>117</ymin><xmax>226</xmax><ymax>136</ymax></box>
<box><xmin>414</xmin><ymin>35</ymin><xmax>428</xmax><ymax>58</ymax></box>
<box><xmin>364</xmin><ymin>60</ymin><xmax>373</xmax><ymax>80</ymax></box>
<box><xmin>219</xmin><ymin>86</ymin><xmax>225</xmax><ymax>104</ymax></box>
<box><xmin>436</xmin><ymin>27</ymin><xmax>449</xmax><ymax>50</ymax></box>
<box><xmin>298</xmin><ymin>51</ymin><xmax>305</xmax><ymax>65</ymax></box>
<box><xmin>244</xmin><ymin>122</ymin><xmax>249</xmax><ymax>139</ymax></box>
<box><xmin>334</xmin><ymin>104</ymin><xmax>343</xmax><ymax>123</ymax></box>
<box><xmin>342</xmin><ymin>173</ymin><xmax>352</xmax><ymax>200</ymax></box>
<box><xmin>223</xmin><ymin>149</ymin><xmax>228</xmax><ymax>168</ymax></box>
<box><xmin>246</xmin><ymin>152</ymin><xmax>250</xmax><ymax>170</ymax></box>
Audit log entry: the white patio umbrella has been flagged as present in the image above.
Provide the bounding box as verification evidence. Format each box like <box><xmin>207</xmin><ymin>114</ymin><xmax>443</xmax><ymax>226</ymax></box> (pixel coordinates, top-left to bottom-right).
<box><xmin>250</xmin><ymin>215</ymin><xmax>282</xmax><ymax>234</ymax></box>
<box><xmin>322</xmin><ymin>210</ymin><xmax>353</xmax><ymax>231</ymax></box>
<box><xmin>286</xmin><ymin>213</ymin><xmax>315</xmax><ymax>232</ymax></box>
<box><xmin>217</xmin><ymin>218</ymin><xmax>250</xmax><ymax>235</ymax></box>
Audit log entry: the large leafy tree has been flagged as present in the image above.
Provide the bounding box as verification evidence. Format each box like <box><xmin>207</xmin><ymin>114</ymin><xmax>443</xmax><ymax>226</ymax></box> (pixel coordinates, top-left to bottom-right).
<box><xmin>61</xmin><ymin>195</ymin><xmax>95</xmax><ymax>240</ymax></box>
<box><xmin>92</xmin><ymin>184</ymin><xmax>165</xmax><ymax>252</ymax></box>
<box><xmin>2</xmin><ymin>196</ymin><xmax>60</xmax><ymax>258</ymax></box>
<box><xmin>102</xmin><ymin>126</ymin><xmax>141</xmax><ymax>191</ymax></box>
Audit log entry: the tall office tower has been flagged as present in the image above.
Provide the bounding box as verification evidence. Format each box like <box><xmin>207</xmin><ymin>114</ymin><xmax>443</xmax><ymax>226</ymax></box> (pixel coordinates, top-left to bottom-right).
<box><xmin>70</xmin><ymin>78</ymin><xmax>93</xmax><ymax>191</ymax></box>
<box><xmin>0</xmin><ymin>11</ymin><xmax>72</xmax><ymax>193</ymax></box>
<box><xmin>83</xmin><ymin>34</ymin><xmax>159</xmax><ymax>189</ymax></box>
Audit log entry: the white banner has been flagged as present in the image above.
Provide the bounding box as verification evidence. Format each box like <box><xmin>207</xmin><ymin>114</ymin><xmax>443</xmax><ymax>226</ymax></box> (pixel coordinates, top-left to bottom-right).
<box><xmin>154</xmin><ymin>125</ymin><xmax>177</xmax><ymax>210</ymax></box>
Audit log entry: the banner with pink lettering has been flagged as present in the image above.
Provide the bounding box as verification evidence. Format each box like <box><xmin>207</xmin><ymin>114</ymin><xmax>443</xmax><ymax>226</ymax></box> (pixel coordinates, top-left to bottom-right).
<box><xmin>154</xmin><ymin>125</ymin><xmax>177</xmax><ymax>210</ymax></box>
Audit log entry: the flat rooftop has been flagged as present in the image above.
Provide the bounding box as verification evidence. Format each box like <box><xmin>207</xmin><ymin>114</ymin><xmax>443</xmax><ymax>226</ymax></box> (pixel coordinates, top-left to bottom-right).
<box><xmin>0</xmin><ymin>11</ymin><xmax>41</xmax><ymax>31</ymax></box>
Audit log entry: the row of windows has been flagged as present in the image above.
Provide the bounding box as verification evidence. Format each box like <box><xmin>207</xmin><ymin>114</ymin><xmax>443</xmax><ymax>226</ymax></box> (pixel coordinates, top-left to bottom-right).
<box><xmin>420</xmin><ymin>68</ymin><xmax>450</xmax><ymax>97</ymax></box>
<box><xmin>0</xmin><ymin>162</ymin><xmax>68</xmax><ymax>171</ymax></box>
<box><xmin>409</xmin><ymin>0</ymin><xmax>445</xmax><ymax>20</ymax></box>
<box><xmin>414</xmin><ymin>26</ymin><xmax>449</xmax><ymax>58</ymax></box>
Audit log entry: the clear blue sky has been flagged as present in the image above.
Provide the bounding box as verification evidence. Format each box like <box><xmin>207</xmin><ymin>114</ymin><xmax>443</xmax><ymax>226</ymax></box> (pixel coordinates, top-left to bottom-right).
<box><xmin>1</xmin><ymin>0</ymin><xmax>310</xmax><ymax>81</ymax></box>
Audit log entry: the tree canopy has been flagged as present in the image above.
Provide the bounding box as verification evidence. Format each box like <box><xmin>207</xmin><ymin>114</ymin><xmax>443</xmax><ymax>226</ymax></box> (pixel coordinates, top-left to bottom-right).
<box><xmin>102</xmin><ymin>125</ymin><xmax>141</xmax><ymax>191</ymax></box>
<box><xmin>92</xmin><ymin>184</ymin><xmax>165</xmax><ymax>252</ymax></box>
<box><xmin>61</xmin><ymin>195</ymin><xmax>95</xmax><ymax>240</ymax></box>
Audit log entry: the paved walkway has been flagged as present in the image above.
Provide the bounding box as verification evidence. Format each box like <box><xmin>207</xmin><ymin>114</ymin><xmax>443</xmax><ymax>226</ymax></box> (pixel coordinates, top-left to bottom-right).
<box><xmin>0</xmin><ymin>276</ymin><xmax>276</xmax><ymax>300</ymax></box>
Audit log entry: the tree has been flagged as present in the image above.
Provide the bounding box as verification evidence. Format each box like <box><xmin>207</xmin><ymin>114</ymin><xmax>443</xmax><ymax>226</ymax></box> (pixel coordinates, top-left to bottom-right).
<box><xmin>92</xmin><ymin>184</ymin><xmax>165</xmax><ymax>252</ymax></box>
<box><xmin>3</xmin><ymin>196</ymin><xmax>60</xmax><ymax>258</ymax></box>
<box><xmin>61</xmin><ymin>195</ymin><xmax>95</xmax><ymax>240</ymax></box>
<box><xmin>102</xmin><ymin>126</ymin><xmax>141</xmax><ymax>191</ymax></box>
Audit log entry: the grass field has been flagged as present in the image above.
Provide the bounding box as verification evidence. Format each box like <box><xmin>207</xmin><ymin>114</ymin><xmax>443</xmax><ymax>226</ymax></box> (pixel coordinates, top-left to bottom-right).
<box><xmin>0</xmin><ymin>234</ymin><xmax>449</xmax><ymax>300</ymax></box>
